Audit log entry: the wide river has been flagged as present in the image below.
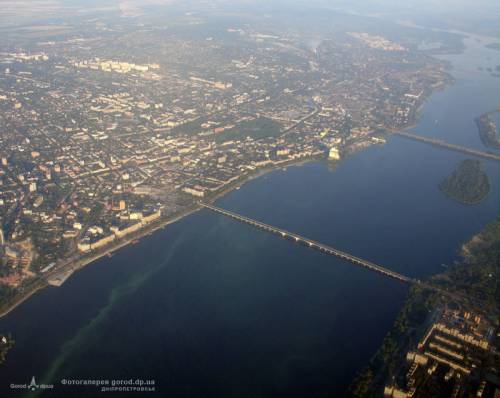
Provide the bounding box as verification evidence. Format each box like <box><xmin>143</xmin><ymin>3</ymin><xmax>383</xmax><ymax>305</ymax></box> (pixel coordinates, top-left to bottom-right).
<box><xmin>0</xmin><ymin>36</ymin><xmax>499</xmax><ymax>397</ymax></box>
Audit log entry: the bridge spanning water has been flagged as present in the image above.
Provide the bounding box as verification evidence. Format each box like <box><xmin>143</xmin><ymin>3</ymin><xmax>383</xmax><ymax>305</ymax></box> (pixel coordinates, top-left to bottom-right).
<box><xmin>201</xmin><ymin>202</ymin><xmax>413</xmax><ymax>283</ymax></box>
<box><xmin>394</xmin><ymin>131</ymin><xmax>500</xmax><ymax>162</ymax></box>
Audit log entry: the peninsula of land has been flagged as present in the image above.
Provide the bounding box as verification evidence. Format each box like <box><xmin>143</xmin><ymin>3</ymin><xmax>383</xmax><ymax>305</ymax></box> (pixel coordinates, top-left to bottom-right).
<box><xmin>475</xmin><ymin>111</ymin><xmax>500</xmax><ymax>149</ymax></box>
<box><xmin>474</xmin><ymin>110</ymin><xmax>500</xmax><ymax>149</ymax></box>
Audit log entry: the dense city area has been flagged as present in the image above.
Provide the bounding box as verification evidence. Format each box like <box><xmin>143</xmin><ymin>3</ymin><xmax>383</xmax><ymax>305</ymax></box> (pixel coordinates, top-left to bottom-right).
<box><xmin>0</xmin><ymin>15</ymin><xmax>451</xmax><ymax>307</ymax></box>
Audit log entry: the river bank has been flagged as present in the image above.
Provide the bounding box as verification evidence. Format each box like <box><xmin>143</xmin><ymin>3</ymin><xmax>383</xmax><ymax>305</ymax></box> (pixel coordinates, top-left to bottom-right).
<box><xmin>0</xmin><ymin>153</ymin><xmax>327</xmax><ymax>319</ymax></box>
<box><xmin>347</xmin><ymin>216</ymin><xmax>500</xmax><ymax>397</ymax></box>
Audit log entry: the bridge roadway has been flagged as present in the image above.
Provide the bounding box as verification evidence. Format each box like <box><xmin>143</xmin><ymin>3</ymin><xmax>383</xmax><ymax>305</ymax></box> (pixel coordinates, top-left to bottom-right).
<box><xmin>394</xmin><ymin>131</ymin><xmax>500</xmax><ymax>162</ymax></box>
<box><xmin>200</xmin><ymin>202</ymin><xmax>413</xmax><ymax>283</ymax></box>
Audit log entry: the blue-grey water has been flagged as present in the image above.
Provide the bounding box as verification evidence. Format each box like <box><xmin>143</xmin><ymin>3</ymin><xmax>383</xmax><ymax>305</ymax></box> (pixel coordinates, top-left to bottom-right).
<box><xmin>0</xmin><ymin>36</ymin><xmax>499</xmax><ymax>397</ymax></box>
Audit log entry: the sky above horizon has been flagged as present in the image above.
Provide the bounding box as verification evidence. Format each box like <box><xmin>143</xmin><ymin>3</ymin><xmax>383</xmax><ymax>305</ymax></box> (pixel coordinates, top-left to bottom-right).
<box><xmin>1</xmin><ymin>0</ymin><xmax>500</xmax><ymax>38</ymax></box>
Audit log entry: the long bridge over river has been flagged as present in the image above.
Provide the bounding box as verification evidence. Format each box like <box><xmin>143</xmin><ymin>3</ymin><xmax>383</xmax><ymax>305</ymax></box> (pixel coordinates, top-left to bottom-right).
<box><xmin>394</xmin><ymin>131</ymin><xmax>500</xmax><ymax>162</ymax></box>
<box><xmin>200</xmin><ymin>202</ymin><xmax>413</xmax><ymax>283</ymax></box>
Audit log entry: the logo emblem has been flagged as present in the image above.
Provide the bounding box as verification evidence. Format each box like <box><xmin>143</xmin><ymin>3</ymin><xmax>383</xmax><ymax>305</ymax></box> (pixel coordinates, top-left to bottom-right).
<box><xmin>28</xmin><ymin>376</ymin><xmax>38</xmax><ymax>391</ymax></box>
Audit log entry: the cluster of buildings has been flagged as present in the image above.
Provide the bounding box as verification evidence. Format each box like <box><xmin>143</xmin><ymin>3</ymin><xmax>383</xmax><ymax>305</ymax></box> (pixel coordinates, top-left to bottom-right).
<box><xmin>0</xmin><ymin>52</ymin><xmax>49</xmax><ymax>62</ymax></box>
<box><xmin>0</xmin><ymin>229</ymin><xmax>34</xmax><ymax>287</ymax></box>
<box><xmin>384</xmin><ymin>309</ymin><xmax>499</xmax><ymax>398</ymax></box>
<box><xmin>77</xmin><ymin>208</ymin><xmax>161</xmax><ymax>252</ymax></box>
<box><xmin>348</xmin><ymin>32</ymin><xmax>407</xmax><ymax>52</ymax></box>
<box><xmin>72</xmin><ymin>58</ymin><xmax>159</xmax><ymax>74</ymax></box>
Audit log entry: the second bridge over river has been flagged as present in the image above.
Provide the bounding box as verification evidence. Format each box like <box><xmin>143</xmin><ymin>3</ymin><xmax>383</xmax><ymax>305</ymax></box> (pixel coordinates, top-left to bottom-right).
<box><xmin>200</xmin><ymin>202</ymin><xmax>413</xmax><ymax>283</ymax></box>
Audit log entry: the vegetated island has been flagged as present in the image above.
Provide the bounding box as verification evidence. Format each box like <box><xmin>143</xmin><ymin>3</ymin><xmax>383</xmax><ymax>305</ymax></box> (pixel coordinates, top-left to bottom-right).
<box><xmin>347</xmin><ymin>217</ymin><xmax>500</xmax><ymax>398</ymax></box>
<box><xmin>475</xmin><ymin>111</ymin><xmax>500</xmax><ymax>149</ymax></box>
<box><xmin>439</xmin><ymin>159</ymin><xmax>490</xmax><ymax>204</ymax></box>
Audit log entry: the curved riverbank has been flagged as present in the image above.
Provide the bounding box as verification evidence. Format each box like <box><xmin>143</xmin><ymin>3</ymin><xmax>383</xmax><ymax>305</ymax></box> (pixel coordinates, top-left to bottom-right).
<box><xmin>0</xmin><ymin>154</ymin><xmax>326</xmax><ymax>319</ymax></box>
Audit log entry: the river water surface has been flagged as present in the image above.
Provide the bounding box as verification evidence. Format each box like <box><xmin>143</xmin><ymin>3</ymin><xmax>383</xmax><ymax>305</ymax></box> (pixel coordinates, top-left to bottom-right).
<box><xmin>0</xmin><ymin>36</ymin><xmax>499</xmax><ymax>398</ymax></box>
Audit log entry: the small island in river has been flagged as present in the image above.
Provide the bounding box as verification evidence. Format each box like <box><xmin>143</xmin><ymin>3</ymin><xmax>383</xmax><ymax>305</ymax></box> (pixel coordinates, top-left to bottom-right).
<box><xmin>439</xmin><ymin>159</ymin><xmax>490</xmax><ymax>204</ymax></box>
<box><xmin>475</xmin><ymin>111</ymin><xmax>500</xmax><ymax>149</ymax></box>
